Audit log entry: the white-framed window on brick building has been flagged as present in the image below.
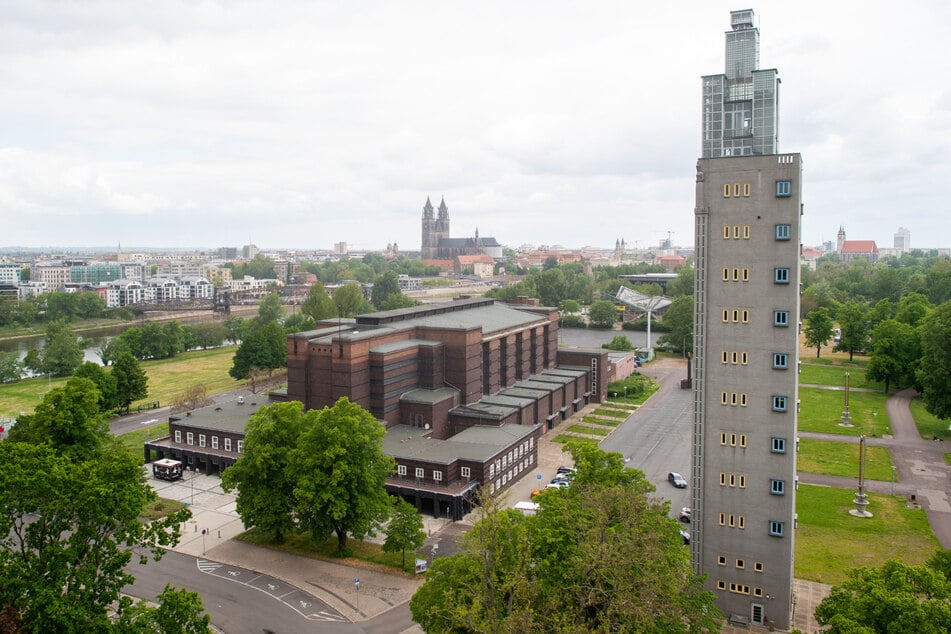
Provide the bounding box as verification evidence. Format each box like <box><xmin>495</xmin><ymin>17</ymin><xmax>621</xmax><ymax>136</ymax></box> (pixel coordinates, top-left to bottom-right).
<box><xmin>211</xmin><ymin>436</ymin><xmax>219</xmax><ymax>449</ymax></box>
<box><xmin>199</xmin><ymin>434</ymin><xmax>206</xmax><ymax>448</ymax></box>
<box><xmin>224</xmin><ymin>438</ymin><xmax>232</xmax><ymax>451</ymax></box>
<box><xmin>237</xmin><ymin>440</ymin><xmax>243</xmax><ymax>454</ymax></box>
<box><xmin>186</xmin><ymin>432</ymin><xmax>194</xmax><ymax>446</ymax></box>
<box><xmin>397</xmin><ymin>464</ymin><xmax>407</xmax><ymax>476</ymax></box>
<box><xmin>174</xmin><ymin>430</ymin><xmax>182</xmax><ymax>443</ymax></box>
<box><xmin>433</xmin><ymin>470</ymin><xmax>442</xmax><ymax>482</ymax></box>
<box><xmin>415</xmin><ymin>467</ymin><xmax>424</xmax><ymax>479</ymax></box>
<box><xmin>461</xmin><ymin>466</ymin><xmax>470</xmax><ymax>478</ymax></box>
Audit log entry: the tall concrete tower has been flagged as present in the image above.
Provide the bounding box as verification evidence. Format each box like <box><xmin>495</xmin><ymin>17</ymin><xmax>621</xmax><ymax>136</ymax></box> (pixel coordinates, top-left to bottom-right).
<box><xmin>693</xmin><ymin>10</ymin><xmax>801</xmax><ymax>630</ymax></box>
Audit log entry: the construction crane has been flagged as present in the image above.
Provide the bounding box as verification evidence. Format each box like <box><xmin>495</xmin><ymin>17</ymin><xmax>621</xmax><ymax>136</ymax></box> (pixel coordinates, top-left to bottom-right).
<box><xmin>652</xmin><ymin>230</ymin><xmax>675</xmax><ymax>249</ymax></box>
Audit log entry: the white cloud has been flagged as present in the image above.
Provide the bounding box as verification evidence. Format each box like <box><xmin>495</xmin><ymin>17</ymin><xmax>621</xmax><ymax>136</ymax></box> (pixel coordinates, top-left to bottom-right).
<box><xmin>1</xmin><ymin>0</ymin><xmax>950</xmax><ymax>251</ymax></box>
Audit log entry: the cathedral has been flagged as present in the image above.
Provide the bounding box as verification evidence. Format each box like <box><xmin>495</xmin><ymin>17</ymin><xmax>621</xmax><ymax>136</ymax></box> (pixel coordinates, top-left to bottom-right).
<box><xmin>420</xmin><ymin>196</ymin><xmax>502</xmax><ymax>260</ymax></box>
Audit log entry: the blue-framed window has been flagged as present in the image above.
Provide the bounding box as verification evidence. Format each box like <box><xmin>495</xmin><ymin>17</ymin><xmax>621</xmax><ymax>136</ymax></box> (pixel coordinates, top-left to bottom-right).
<box><xmin>770</xmin><ymin>479</ymin><xmax>785</xmax><ymax>495</ymax></box>
<box><xmin>776</xmin><ymin>181</ymin><xmax>791</xmax><ymax>197</ymax></box>
<box><xmin>772</xmin><ymin>395</ymin><xmax>788</xmax><ymax>411</ymax></box>
<box><xmin>774</xmin><ymin>268</ymin><xmax>790</xmax><ymax>284</ymax></box>
<box><xmin>769</xmin><ymin>520</ymin><xmax>785</xmax><ymax>537</ymax></box>
<box><xmin>775</xmin><ymin>224</ymin><xmax>791</xmax><ymax>240</ymax></box>
<box><xmin>771</xmin><ymin>437</ymin><xmax>786</xmax><ymax>453</ymax></box>
<box><xmin>773</xmin><ymin>353</ymin><xmax>788</xmax><ymax>369</ymax></box>
<box><xmin>773</xmin><ymin>310</ymin><xmax>789</xmax><ymax>326</ymax></box>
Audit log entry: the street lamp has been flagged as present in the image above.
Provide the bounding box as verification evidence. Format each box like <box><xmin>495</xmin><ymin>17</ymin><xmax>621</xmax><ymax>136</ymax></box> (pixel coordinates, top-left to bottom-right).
<box><xmin>891</xmin><ymin>466</ymin><xmax>897</xmax><ymax>496</ymax></box>
<box><xmin>872</xmin><ymin>411</ymin><xmax>877</xmax><ymax>437</ymax></box>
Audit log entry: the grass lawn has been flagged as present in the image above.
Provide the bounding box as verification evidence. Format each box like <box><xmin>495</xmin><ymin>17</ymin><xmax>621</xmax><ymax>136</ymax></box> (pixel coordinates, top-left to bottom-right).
<box><xmin>799</xmin><ymin>364</ymin><xmax>881</xmax><ymax>390</ymax></box>
<box><xmin>566</xmin><ymin>424</ymin><xmax>611</xmax><ymax>436</ymax></box>
<box><xmin>795</xmin><ymin>484</ymin><xmax>939</xmax><ymax>584</ymax></box>
<box><xmin>908</xmin><ymin>397</ymin><xmax>951</xmax><ymax>441</ymax></box>
<box><xmin>236</xmin><ymin>528</ymin><xmax>418</xmax><ymax>575</ymax></box>
<box><xmin>797</xmin><ymin>438</ymin><xmax>895</xmax><ymax>481</ymax></box>
<box><xmin>117</xmin><ymin>422</ymin><xmax>170</xmax><ymax>461</ymax></box>
<box><xmin>0</xmin><ymin>345</ymin><xmax>240</xmax><ymax>418</ymax></box>
<box><xmin>129</xmin><ymin>346</ymin><xmax>241</xmax><ymax>409</ymax></box>
<box><xmin>798</xmin><ymin>387</ymin><xmax>891</xmax><ymax>437</ymax></box>
<box><xmin>581</xmin><ymin>415</ymin><xmax>622</xmax><ymax>427</ymax></box>
<box><xmin>140</xmin><ymin>497</ymin><xmax>187</xmax><ymax>521</ymax></box>
<box><xmin>551</xmin><ymin>434</ymin><xmax>598</xmax><ymax>447</ymax></box>
<box><xmin>591</xmin><ymin>407</ymin><xmax>628</xmax><ymax>418</ymax></box>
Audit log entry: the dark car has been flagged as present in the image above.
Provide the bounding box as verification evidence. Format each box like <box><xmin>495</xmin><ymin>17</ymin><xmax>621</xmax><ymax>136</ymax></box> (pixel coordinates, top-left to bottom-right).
<box><xmin>668</xmin><ymin>472</ymin><xmax>688</xmax><ymax>488</ymax></box>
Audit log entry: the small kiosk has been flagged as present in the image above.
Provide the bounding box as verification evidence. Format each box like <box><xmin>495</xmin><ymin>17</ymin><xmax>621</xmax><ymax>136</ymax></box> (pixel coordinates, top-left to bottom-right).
<box><xmin>152</xmin><ymin>458</ymin><xmax>184</xmax><ymax>481</ymax></box>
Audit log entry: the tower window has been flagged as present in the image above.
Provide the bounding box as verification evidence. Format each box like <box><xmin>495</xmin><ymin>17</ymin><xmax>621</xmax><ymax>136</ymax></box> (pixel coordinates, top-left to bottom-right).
<box><xmin>772</xmin><ymin>395</ymin><xmax>788</xmax><ymax>412</ymax></box>
<box><xmin>771</xmin><ymin>437</ymin><xmax>787</xmax><ymax>453</ymax></box>
<box><xmin>771</xmin><ymin>479</ymin><xmax>786</xmax><ymax>495</ymax></box>
<box><xmin>776</xmin><ymin>180</ymin><xmax>792</xmax><ymax>197</ymax></box>
<box><xmin>773</xmin><ymin>352</ymin><xmax>788</xmax><ymax>369</ymax></box>
<box><xmin>769</xmin><ymin>520</ymin><xmax>785</xmax><ymax>537</ymax></box>
<box><xmin>774</xmin><ymin>310</ymin><xmax>789</xmax><ymax>326</ymax></box>
<box><xmin>774</xmin><ymin>268</ymin><xmax>790</xmax><ymax>284</ymax></box>
<box><xmin>775</xmin><ymin>224</ymin><xmax>791</xmax><ymax>240</ymax></box>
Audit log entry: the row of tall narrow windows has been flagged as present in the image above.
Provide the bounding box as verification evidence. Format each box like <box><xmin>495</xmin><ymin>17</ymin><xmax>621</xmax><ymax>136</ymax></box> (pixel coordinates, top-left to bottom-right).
<box><xmin>174</xmin><ymin>430</ymin><xmax>240</xmax><ymax>453</ymax></box>
<box><xmin>716</xmin><ymin>580</ymin><xmax>766</xmax><ymax>598</ymax></box>
<box><xmin>721</xmin><ymin>350</ymin><xmax>749</xmax><ymax>365</ymax></box>
<box><xmin>722</xmin><ymin>307</ymin><xmax>796</xmax><ymax>330</ymax></box>
<box><xmin>720</xmin><ymin>180</ymin><xmax>792</xmax><ymax>198</ymax></box>
<box><xmin>718</xmin><ymin>556</ymin><xmax>765</xmax><ymax>573</ymax></box>
<box><xmin>718</xmin><ymin>432</ymin><xmax>790</xmax><ymax>456</ymax></box>
<box><xmin>721</xmin><ymin>223</ymin><xmax>792</xmax><ymax>240</ymax></box>
<box><xmin>721</xmin><ymin>266</ymin><xmax>792</xmax><ymax>283</ymax></box>
<box><xmin>716</xmin><ymin>514</ymin><xmax>787</xmax><ymax>537</ymax></box>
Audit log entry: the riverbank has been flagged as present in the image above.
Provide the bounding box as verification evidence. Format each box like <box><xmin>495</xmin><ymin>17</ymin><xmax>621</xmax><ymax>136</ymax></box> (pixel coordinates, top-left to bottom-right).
<box><xmin>0</xmin><ymin>305</ymin><xmax>259</xmax><ymax>346</ymax></box>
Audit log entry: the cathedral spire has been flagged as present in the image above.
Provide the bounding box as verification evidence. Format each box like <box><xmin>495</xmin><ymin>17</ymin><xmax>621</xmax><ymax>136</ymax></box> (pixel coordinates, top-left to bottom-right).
<box><xmin>438</xmin><ymin>196</ymin><xmax>449</xmax><ymax>220</ymax></box>
<box><xmin>423</xmin><ymin>196</ymin><xmax>434</xmax><ymax>219</ymax></box>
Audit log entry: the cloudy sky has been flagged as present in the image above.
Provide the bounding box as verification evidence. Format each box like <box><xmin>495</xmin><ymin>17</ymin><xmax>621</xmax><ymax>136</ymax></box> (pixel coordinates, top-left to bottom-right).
<box><xmin>2</xmin><ymin>1</ymin><xmax>949</xmax><ymax>253</ymax></box>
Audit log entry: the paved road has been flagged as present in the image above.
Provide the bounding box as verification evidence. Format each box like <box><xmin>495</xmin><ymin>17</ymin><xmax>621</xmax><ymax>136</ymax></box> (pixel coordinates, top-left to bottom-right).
<box><xmin>599</xmin><ymin>357</ymin><xmax>693</xmax><ymax>516</ymax></box>
<box><xmin>125</xmin><ymin>551</ymin><xmax>350</xmax><ymax>634</ymax></box>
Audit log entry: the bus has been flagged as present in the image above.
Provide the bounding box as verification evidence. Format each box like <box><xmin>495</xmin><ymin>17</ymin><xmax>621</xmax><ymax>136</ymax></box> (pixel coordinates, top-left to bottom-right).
<box><xmin>152</xmin><ymin>458</ymin><xmax>184</xmax><ymax>481</ymax></box>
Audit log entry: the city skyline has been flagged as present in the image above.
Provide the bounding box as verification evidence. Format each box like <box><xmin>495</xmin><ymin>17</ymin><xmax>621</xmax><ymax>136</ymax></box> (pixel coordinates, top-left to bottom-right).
<box><xmin>3</xmin><ymin>2</ymin><xmax>950</xmax><ymax>251</ymax></box>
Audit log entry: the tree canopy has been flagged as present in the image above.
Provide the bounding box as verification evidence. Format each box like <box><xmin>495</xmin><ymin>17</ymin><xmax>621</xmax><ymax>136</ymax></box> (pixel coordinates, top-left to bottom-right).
<box><xmin>301</xmin><ymin>282</ymin><xmax>338</xmax><ymax>321</ymax></box>
<box><xmin>23</xmin><ymin>319</ymin><xmax>84</xmax><ymax>377</ymax></box>
<box><xmin>588</xmin><ymin>300</ymin><xmax>619</xmax><ymax>329</ymax></box>
<box><xmin>804</xmin><ymin>306</ymin><xmax>835</xmax><ymax>359</ymax></box>
<box><xmin>113</xmin><ymin>351</ymin><xmax>149</xmax><ymax>411</ymax></box>
<box><xmin>918</xmin><ymin>300</ymin><xmax>951</xmax><ymax>419</ymax></box>
<box><xmin>382</xmin><ymin>497</ymin><xmax>426</xmax><ymax>568</ymax></box>
<box><xmin>409</xmin><ymin>442</ymin><xmax>719</xmax><ymax>633</ymax></box>
<box><xmin>223</xmin><ymin>398</ymin><xmax>395</xmax><ymax>555</ymax></box>
<box><xmin>815</xmin><ymin>552</ymin><xmax>951</xmax><ymax>633</ymax></box>
<box><xmin>657</xmin><ymin>294</ymin><xmax>693</xmax><ymax>354</ymax></box>
<box><xmin>866</xmin><ymin>319</ymin><xmax>920</xmax><ymax>393</ymax></box>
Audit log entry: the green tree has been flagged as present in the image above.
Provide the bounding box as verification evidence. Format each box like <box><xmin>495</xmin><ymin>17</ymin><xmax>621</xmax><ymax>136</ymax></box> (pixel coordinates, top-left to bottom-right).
<box><xmin>804</xmin><ymin>307</ymin><xmax>835</xmax><ymax>358</ymax></box>
<box><xmin>588</xmin><ymin>300</ymin><xmax>619</xmax><ymax>329</ymax></box>
<box><xmin>31</xmin><ymin>319</ymin><xmax>85</xmax><ymax>377</ymax></box>
<box><xmin>657</xmin><ymin>294</ymin><xmax>694</xmax><ymax>354</ymax></box>
<box><xmin>560</xmin><ymin>299</ymin><xmax>582</xmax><ymax>314</ymax></box>
<box><xmin>665</xmin><ymin>267</ymin><xmax>695</xmax><ymax>297</ymax></box>
<box><xmin>223</xmin><ymin>315</ymin><xmax>245</xmax><ymax>344</ymax></box>
<box><xmin>925</xmin><ymin>259</ymin><xmax>951</xmax><ymax>306</ymax></box>
<box><xmin>602</xmin><ymin>335</ymin><xmax>634</xmax><ymax>351</ymax></box>
<box><xmin>815</xmin><ymin>555</ymin><xmax>950</xmax><ymax>633</ymax></box>
<box><xmin>0</xmin><ymin>352</ymin><xmax>23</xmax><ymax>383</ymax></box>
<box><xmin>282</xmin><ymin>312</ymin><xmax>316</xmax><ymax>333</ymax></box>
<box><xmin>115</xmin><ymin>584</ymin><xmax>211</xmax><ymax>634</ymax></box>
<box><xmin>382</xmin><ymin>497</ymin><xmax>426</xmax><ymax>568</ymax></box>
<box><xmin>7</xmin><ymin>377</ymin><xmax>109</xmax><ymax>461</ymax></box>
<box><xmin>113</xmin><ymin>351</ymin><xmax>149</xmax><ymax>410</ymax></box>
<box><xmin>254</xmin><ymin>292</ymin><xmax>285</xmax><ymax>327</ymax></box>
<box><xmin>43</xmin><ymin>291</ymin><xmax>79</xmax><ymax>321</ymax></box>
<box><xmin>918</xmin><ymin>301</ymin><xmax>951</xmax><ymax>419</ymax></box>
<box><xmin>895</xmin><ymin>292</ymin><xmax>933</xmax><ymax>327</ymax></box>
<box><xmin>301</xmin><ymin>282</ymin><xmax>338</xmax><ymax>321</ymax></box>
<box><xmin>866</xmin><ymin>319</ymin><xmax>921</xmax><ymax>393</ymax></box>
<box><xmin>229</xmin><ymin>320</ymin><xmax>287</xmax><ymax>380</ymax></box>
<box><xmin>834</xmin><ymin>301</ymin><xmax>869</xmax><ymax>361</ymax></box>
<box><xmin>73</xmin><ymin>361</ymin><xmax>119</xmax><ymax>412</ymax></box>
<box><xmin>290</xmin><ymin>397</ymin><xmax>395</xmax><ymax>554</ymax></box>
<box><xmin>0</xmin><ymin>442</ymin><xmax>192</xmax><ymax>632</ymax></box>
<box><xmin>189</xmin><ymin>322</ymin><xmax>229</xmax><ymax>349</ymax></box>
<box><xmin>371</xmin><ymin>271</ymin><xmax>403</xmax><ymax>309</ymax></box>
<box><xmin>536</xmin><ymin>268</ymin><xmax>567</xmax><ymax>307</ymax></box>
<box><xmin>222</xmin><ymin>402</ymin><xmax>305</xmax><ymax>544</ymax></box>
<box><xmin>332</xmin><ymin>283</ymin><xmax>367</xmax><ymax>317</ymax></box>
<box><xmin>410</xmin><ymin>442</ymin><xmax>719</xmax><ymax>633</ymax></box>
<box><xmin>379</xmin><ymin>293</ymin><xmax>419</xmax><ymax>311</ymax></box>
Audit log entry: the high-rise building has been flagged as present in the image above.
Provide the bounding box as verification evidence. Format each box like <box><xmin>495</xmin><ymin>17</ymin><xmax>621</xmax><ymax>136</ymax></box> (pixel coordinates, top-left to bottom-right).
<box><xmin>701</xmin><ymin>9</ymin><xmax>779</xmax><ymax>158</ymax></box>
<box><xmin>692</xmin><ymin>10</ymin><xmax>801</xmax><ymax>630</ymax></box>
<box><xmin>894</xmin><ymin>227</ymin><xmax>911</xmax><ymax>253</ymax></box>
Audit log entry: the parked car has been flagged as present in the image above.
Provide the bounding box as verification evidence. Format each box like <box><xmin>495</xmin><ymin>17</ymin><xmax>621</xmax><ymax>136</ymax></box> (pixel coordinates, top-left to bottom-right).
<box><xmin>556</xmin><ymin>465</ymin><xmax>576</xmax><ymax>476</ymax></box>
<box><xmin>668</xmin><ymin>472</ymin><xmax>688</xmax><ymax>488</ymax></box>
<box><xmin>678</xmin><ymin>507</ymin><xmax>691</xmax><ymax>523</ymax></box>
<box><xmin>680</xmin><ymin>529</ymin><xmax>691</xmax><ymax>545</ymax></box>
<box><xmin>546</xmin><ymin>481</ymin><xmax>569</xmax><ymax>490</ymax></box>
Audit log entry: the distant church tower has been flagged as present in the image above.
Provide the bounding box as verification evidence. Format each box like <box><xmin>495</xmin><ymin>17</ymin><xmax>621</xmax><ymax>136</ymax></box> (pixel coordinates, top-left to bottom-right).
<box><xmin>837</xmin><ymin>225</ymin><xmax>846</xmax><ymax>253</ymax></box>
<box><xmin>421</xmin><ymin>196</ymin><xmax>451</xmax><ymax>259</ymax></box>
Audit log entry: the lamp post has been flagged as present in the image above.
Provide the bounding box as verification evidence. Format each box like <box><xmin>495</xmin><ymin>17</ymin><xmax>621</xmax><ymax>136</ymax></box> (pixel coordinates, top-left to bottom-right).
<box><xmin>891</xmin><ymin>466</ymin><xmax>897</xmax><ymax>496</ymax></box>
<box><xmin>872</xmin><ymin>411</ymin><xmax>877</xmax><ymax>437</ymax></box>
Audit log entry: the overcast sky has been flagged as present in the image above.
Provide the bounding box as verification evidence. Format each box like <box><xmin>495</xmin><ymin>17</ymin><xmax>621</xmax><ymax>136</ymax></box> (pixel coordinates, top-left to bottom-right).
<box><xmin>2</xmin><ymin>1</ymin><xmax>949</xmax><ymax>253</ymax></box>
